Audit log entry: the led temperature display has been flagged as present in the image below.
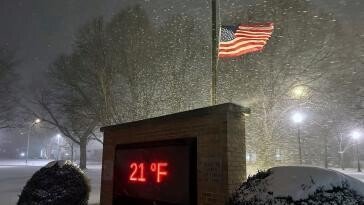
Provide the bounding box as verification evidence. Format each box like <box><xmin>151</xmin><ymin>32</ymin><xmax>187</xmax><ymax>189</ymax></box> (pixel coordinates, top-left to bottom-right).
<box><xmin>113</xmin><ymin>139</ymin><xmax>196</xmax><ymax>205</ymax></box>
<box><xmin>128</xmin><ymin>162</ymin><xmax>168</xmax><ymax>183</ymax></box>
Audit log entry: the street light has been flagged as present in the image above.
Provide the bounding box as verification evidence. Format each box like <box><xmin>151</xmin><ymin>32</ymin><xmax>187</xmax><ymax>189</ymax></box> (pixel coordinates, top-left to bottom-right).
<box><xmin>26</xmin><ymin>118</ymin><xmax>41</xmax><ymax>165</ymax></box>
<box><xmin>292</xmin><ymin>112</ymin><xmax>304</xmax><ymax>123</ymax></box>
<box><xmin>351</xmin><ymin>130</ymin><xmax>361</xmax><ymax>172</ymax></box>
<box><xmin>292</xmin><ymin>112</ymin><xmax>305</xmax><ymax>165</ymax></box>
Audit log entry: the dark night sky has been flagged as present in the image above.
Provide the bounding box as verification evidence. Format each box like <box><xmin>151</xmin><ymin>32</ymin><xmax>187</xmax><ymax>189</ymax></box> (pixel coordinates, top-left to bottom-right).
<box><xmin>0</xmin><ymin>0</ymin><xmax>362</xmax><ymax>87</ymax></box>
<box><xmin>0</xmin><ymin>0</ymin><xmax>127</xmax><ymax>86</ymax></box>
<box><xmin>0</xmin><ymin>0</ymin><xmax>208</xmax><ymax>86</ymax></box>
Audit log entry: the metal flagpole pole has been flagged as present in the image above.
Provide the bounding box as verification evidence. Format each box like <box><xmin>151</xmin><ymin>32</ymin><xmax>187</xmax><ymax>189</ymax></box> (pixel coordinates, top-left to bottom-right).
<box><xmin>211</xmin><ymin>0</ymin><xmax>220</xmax><ymax>105</ymax></box>
<box><xmin>26</xmin><ymin>123</ymin><xmax>33</xmax><ymax>165</ymax></box>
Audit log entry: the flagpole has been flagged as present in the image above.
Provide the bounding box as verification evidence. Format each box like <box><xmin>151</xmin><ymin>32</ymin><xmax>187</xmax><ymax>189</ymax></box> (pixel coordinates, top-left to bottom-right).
<box><xmin>211</xmin><ymin>0</ymin><xmax>220</xmax><ymax>106</ymax></box>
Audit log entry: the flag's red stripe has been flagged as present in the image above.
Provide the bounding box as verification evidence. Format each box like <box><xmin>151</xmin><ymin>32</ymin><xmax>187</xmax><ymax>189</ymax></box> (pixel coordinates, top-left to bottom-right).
<box><xmin>219</xmin><ymin>46</ymin><xmax>266</xmax><ymax>55</ymax></box>
<box><xmin>234</xmin><ymin>34</ymin><xmax>271</xmax><ymax>38</ymax></box>
<box><xmin>219</xmin><ymin>44</ymin><xmax>264</xmax><ymax>54</ymax></box>
<box><xmin>218</xmin><ymin>47</ymin><xmax>263</xmax><ymax>58</ymax></box>
<box><xmin>220</xmin><ymin>37</ymin><xmax>267</xmax><ymax>47</ymax></box>
<box><xmin>236</xmin><ymin>30</ymin><xmax>273</xmax><ymax>35</ymax></box>
<box><xmin>237</xmin><ymin>28</ymin><xmax>273</xmax><ymax>33</ymax></box>
<box><xmin>219</xmin><ymin>42</ymin><xmax>266</xmax><ymax>52</ymax></box>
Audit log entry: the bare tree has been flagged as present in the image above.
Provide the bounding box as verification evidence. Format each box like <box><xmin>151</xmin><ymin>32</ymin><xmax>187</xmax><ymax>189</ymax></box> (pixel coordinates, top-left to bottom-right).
<box><xmin>23</xmin><ymin>7</ymin><xmax>157</xmax><ymax>168</ymax></box>
<box><xmin>21</xmin><ymin>89</ymin><xmax>98</xmax><ymax>169</ymax></box>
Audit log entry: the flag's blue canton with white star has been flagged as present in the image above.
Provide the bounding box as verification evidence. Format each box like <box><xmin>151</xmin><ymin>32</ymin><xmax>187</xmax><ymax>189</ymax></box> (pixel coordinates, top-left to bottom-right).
<box><xmin>220</xmin><ymin>26</ymin><xmax>237</xmax><ymax>42</ymax></box>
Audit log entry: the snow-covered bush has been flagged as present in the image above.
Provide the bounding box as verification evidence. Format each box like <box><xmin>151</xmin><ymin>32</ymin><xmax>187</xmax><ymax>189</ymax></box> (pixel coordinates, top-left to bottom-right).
<box><xmin>17</xmin><ymin>160</ymin><xmax>90</xmax><ymax>205</ymax></box>
<box><xmin>230</xmin><ymin>166</ymin><xmax>364</xmax><ymax>205</ymax></box>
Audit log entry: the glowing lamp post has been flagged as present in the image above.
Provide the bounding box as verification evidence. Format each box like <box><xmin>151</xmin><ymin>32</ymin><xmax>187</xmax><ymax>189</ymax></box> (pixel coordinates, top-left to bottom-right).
<box><xmin>26</xmin><ymin>118</ymin><xmax>41</xmax><ymax>165</ymax></box>
<box><xmin>351</xmin><ymin>130</ymin><xmax>361</xmax><ymax>172</ymax></box>
<box><xmin>292</xmin><ymin>112</ymin><xmax>304</xmax><ymax>165</ymax></box>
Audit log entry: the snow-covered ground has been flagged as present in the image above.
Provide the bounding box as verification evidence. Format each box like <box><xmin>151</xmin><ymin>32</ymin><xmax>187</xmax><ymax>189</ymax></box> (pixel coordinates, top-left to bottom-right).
<box><xmin>0</xmin><ymin>159</ymin><xmax>101</xmax><ymax>205</ymax></box>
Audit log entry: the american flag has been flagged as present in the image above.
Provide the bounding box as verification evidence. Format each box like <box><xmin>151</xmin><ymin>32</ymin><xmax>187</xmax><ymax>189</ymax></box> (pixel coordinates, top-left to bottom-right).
<box><xmin>218</xmin><ymin>23</ymin><xmax>274</xmax><ymax>58</ymax></box>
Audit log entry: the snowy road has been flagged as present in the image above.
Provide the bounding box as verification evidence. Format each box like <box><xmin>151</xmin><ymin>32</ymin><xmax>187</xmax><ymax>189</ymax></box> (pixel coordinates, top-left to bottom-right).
<box><xmin>0</xmin><ymin>160</ymin><xmax>101</xmax><ymax>205</ymax></box>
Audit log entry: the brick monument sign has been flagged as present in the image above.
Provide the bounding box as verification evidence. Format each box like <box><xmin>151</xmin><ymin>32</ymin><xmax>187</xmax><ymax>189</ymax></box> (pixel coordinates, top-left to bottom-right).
<box><xmin>100</xmin><ymin>103</ymin><xmax>248</xmax><ymax>205</ymax></box>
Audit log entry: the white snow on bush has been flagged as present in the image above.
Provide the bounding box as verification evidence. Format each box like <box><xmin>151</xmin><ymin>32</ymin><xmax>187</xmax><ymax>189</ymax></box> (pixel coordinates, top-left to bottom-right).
<box><xmin>251</xmin><ymin>166</ymin><xmax>364</xmax><ymax>201</ymax></box>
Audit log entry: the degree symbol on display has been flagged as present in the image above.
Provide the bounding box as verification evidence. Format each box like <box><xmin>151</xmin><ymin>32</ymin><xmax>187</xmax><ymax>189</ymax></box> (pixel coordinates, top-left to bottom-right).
<box><xmin>151</xmin><ymin>162</ymin><xmax>168</xmax><ymax>183</ymax></box>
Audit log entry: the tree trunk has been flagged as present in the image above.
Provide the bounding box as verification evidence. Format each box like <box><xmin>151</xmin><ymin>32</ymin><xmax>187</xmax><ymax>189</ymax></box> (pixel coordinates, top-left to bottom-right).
<box><xmin>324</xmin><ymin>135</ymin><xmax>328</xmax><ymax>168</ymax></box>
<box><xmin>340</xmin><ymin>152</ymin><xmax>344</xmax><ymax>170</ymax></box>
<box><xmin>79</xmin><ymin>138</ymin><xmax>87</xmax><ymax>170</ymax></box>
<box><xmin>71</xmin><ymin>143</ymin><xmax>74</xmax><ymax>162</ymax></box>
